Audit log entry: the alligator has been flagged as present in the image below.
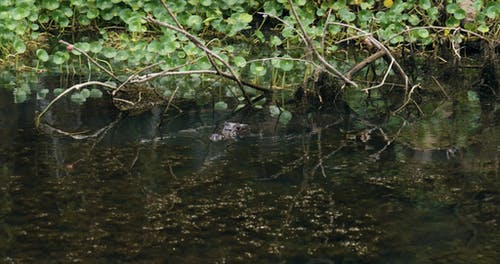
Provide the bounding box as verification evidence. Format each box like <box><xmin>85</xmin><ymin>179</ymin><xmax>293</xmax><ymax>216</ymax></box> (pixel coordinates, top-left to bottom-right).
<box><xmin>209</xmin><ymin>121</ymin><xmax>250</xmax><ymax>142</ymax></box>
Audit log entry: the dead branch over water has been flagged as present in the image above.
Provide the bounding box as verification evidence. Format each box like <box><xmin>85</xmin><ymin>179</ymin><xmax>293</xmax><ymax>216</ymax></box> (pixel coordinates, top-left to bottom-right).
<box><xmin>35</xmin><ymin>0</ymin><xmax>494</xmax><ymax>133</ymax></box>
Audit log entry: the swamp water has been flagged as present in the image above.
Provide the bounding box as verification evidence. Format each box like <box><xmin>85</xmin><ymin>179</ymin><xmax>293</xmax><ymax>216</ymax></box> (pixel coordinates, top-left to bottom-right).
<box><xmin>0</xmin><ymin>67</ymin><xmax>498</xmax><ymax>263</ymax></box>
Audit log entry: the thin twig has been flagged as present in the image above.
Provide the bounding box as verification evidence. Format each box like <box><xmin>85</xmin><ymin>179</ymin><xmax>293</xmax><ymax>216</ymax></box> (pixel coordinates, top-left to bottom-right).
<box><xmin>132</xmin><ymin>69</ymin><xmax>218</xmax><ymax>82</ymax></box>
<box><xmin>387</xmin><ymin>25</ymin><xmax>494</xmax><ymax>44</ymax></box>
<box><xmin>112</xmin><ymin>97</ymin><xmax>135</xmax><ymax>105</ymax></box>
<box><xmin>451</xmin><ymin>28</ymin><xmax>462</xmax><ymax>58</ymax></box>
<box><xmin>431</xmin><ymin>76</ymin><xmax>450</xmax><ymax>99</ymax></box>
<box><xmin>335</xmin><ymin>33</ymin><xmax>372</xmax><ymax>45</ymax></box>
<box><xmin>38</xmin><ymin>111</ymin><xmax>121</xmax><ymax>141</ymax></box>
<box><xmin>362</xmin><ymin>59</ymin><xmax>394</xmax><ymax>91</ymax></box>
<box><xmin>312</xmin><ymin>144</ymin><xmax>345</xmax><ymax>173</ymax></box>
<box><xmin>328</xmin><ymin>22</ymin><xmax>410</xmax><ymax>90</ymax></box>
<box><xmin>321</xmin><ymin>9</ymin><xmax>333</xmax><ymax>57</ymax></box>
<box><xmin>369</xmin><ymin>121</ymin><xmax>407</xmax><ymax>160</ymax></box>
<box><xmin>164</xmin><ymin>85</ymin><xmax>179</xmax><ymax>113</ymax></box>
<box><xmin>113</xmin><ymin>61</ymin><xmax>163</xmax><ymax>96</ymax></box>
<box><xmin>316</xmin><ymin>128</ymin><xmax>327</xmax><ymax>177</ymax></box>
<box><xmin>394</xmin><ymin>84</ymin><xmax>422</xmax><ymax>114</ymax></box>
<box><xmin>287</xmin><ymin>0</ymin><xmax>357</xmax><ymax>87</ymax></box>
<box><xmin>246</xmin><ymin>56</ymin><xmax>318</xmax><ymax>67</ymax></box>
<box><xmin>59</xmin><ymin>40</ymin><xmax>121</xmax><ymax>83</ymax></box>
<box><xmin>122</xmin><ymin>56</ymin><xmax>204</xmax><ymax>86</ymax></box>
<box><xmin>151</xmin><ymin>1</ymin><xmax>254</xmax><ymax>105</ymax></box>
<box><xmin>159</xmin><ymin>0</ymin><xmax>184</xmax><ymax>29</ymax></box>
<box><xmin>130</xmin><ymin>68</ymin><xmax>271</xmax><ymax>93</ymax></box>
<box><xmin>129</xmin><ymin>148</ymin><xmax>140</xmax><ymax>170</ymax></box>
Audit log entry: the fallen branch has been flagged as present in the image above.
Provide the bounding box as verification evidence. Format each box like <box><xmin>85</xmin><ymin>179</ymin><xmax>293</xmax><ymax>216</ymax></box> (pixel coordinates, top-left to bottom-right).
<box><xmin>35</xmin><ymin>81</ymin><xmax>117</xmax><ymax>127</ymax></box>
<box><xmin>145</xmin><ymin>15</ymin><xmax>253</xmax><ymax>104</ymax></box>
<box><xmin>125</xmin><ymin>57</ymin><xmax>203</xmax><ymax>85</ymax></box>
<box><xmin>346</xmin><ymin>50</ymin><xmax>386</xmax><ymax>79</ymax></box>
<box><xmin>246</xmin><ymin>56</ymin><xmax>319</xmax><ymax>68</ymax></box>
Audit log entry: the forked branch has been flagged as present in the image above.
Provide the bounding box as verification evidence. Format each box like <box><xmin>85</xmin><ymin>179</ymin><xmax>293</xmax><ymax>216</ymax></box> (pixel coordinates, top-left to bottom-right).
<box><xmin>287</xmin><ymin>0</ymin><xmax>358</xmax><ymax>87</ymax></box>
<box><xmin>329</xmin><ymin>21</ymin><xmax>410</xmax><ymax>90</ymax></box>
<box><xmin>147</xmin><ymin>0</ymin><xmax>255</xmax><ymax>105</ymax></box>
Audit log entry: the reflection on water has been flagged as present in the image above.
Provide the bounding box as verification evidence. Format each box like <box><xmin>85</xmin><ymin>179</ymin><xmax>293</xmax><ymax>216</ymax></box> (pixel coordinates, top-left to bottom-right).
<box><xmin>0</xmin><ymin>74</ymin><xmax>498</xmax><ymax>263</ymax></box>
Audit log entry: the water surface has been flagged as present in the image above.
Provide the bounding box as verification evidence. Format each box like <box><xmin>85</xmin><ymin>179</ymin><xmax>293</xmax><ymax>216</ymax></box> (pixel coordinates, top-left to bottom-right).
<box><xmin>0</xmin><ymin>70</ymin><xmax>498</xmax><ymax>263</ymax></box>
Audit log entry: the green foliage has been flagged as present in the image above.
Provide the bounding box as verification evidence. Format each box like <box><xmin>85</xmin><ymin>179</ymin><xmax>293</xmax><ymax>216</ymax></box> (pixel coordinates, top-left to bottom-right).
<box><xmin>214</xmin><ymin>101</ymin><xmax>228</xmax><ymax>111</ymax></box>
<box><xmin>269</xmin><ymin>105</ymin><xmax>292</xmax><ymax>124</ymax></box>
<box><xmin>12</xmin><ymin>39</ymin><xmax>26</xmax><ymax>54</ymax></box>
<box><xmin>36</xmin><ymin>49</ymin><xmax>49</xmax><ymax>62</ymax></box>
<box><xmin>0</xmin><ymin>71</ymin><xmax>39</xmax><ymax>104</ymax></box>
<box><xmin>52</xmin><ymin>51</ymin><xmax>69</xmax><ymax>65</ymax></box>
<box><xmin>1</xmin><ymin>0</ymin><xmax>498</xmax><ymax>111</ymax></box>
<box><xmin>0</xmin><ymin>0</ymin><xmax>492</xmax><ymax>61</ymax></box>
<box><xmin>249</xmin><ymin>62</ymin><xmax>267</xmax><ymax>77</ymax></box>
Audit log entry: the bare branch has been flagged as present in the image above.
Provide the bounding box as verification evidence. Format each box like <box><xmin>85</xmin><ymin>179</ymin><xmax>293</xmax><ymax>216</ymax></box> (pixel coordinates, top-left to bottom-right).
<box><xmin>246</xmin><ymin>56</ymin><xmax>318</xmax><ymax>67</ymax></box>
<box><xmin>36</xmin><ymin>81</ymin><xmax>117</xmax><ymax>127</ymax></box>
<box><xmin>387</xmin><ymin>25</ymin><xmax>495</xmax><ymax>45</ymax></box>
<box><xmin>113</xmin><ymin>61</ymin><xmax>163</xmax><ymax>96</ymax></box>
<box><xmin>394</xmin><ymin>84</ymin><xmax>422</xmax><ymax>114</ymax></box>
<box><xmin>129</xmin><ymin>68</ymin><xmax>271</xmax><ymax>93</ymax></box>
<box><xmin>287</xmin><ymin>0</ymin><xmax>358</xmax><ymax>87</ymax></box>
<box><xmin>59</xmin><ymin>40</ymin><xmax>121</xmax><ymax>83</ymax></box>
<box><xmin>327</xmin><ymin>22</ymin><xmax>410</xmax><ymax>90</ymax></box>
<box><xmin>346</xmin><ymin>50</ymin><xmax>386</xmax><ymax>79</ymax></box>
<box><xmin>148</xmin><ymin>2</ymin><xmax>254</xmax><ymax>105</ymax></box>
<box><xmin>159</xmin><ymin>0</ymin><xmax>184</xmax><ymax>29</ymax></box>
<box><xmin>321</xmin><ymin>9</ymin><xmax>333</xmax><ymax>57</ymax></box>
<box><xmin>131</xmin><ymin>69</ymin><xmax>218</xmax><ymax>83</ymax></box>
<box><xmin>334</xmin><ymin>33</ymin><xmax>373</xmax><ymax>45</ymax></box>
<box><xmin>164</xmin><ymin>85</ymin><xmax>180</xmax><ymax>114</ymax></box>
<box><xmin>362</xmin><ymin>59</ymin><xmax>395</xmax><ymax>91</ymax></box>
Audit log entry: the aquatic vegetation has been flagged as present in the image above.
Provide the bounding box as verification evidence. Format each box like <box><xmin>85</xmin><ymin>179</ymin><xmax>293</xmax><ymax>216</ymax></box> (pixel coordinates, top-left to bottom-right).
<box><xmin>0</xmin><ymin>0</ymin><xmax>497</xmax><ymax>128</ymax></box>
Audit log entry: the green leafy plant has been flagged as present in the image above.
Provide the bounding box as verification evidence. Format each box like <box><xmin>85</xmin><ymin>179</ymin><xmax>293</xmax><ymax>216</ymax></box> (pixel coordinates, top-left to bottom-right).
<box><xmin>0</xmin><ymin>0</ymin><xmax>497</xmax><ymax>133</ymax></box>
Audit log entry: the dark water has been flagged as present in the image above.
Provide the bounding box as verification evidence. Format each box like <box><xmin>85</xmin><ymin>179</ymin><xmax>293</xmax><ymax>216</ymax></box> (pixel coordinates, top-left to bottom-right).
<box><xmin>0</xmin><ymin>72</ymin><xmax>499</xmax><ymax>263</ymax></box>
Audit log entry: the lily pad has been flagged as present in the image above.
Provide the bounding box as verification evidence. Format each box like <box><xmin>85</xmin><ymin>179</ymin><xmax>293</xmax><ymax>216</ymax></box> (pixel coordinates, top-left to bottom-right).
<box><xmin>36</xmin><ymin>49</ymin><xmax>49</xmax><ymax>62</ymax></box>
<box><xmin>13</xmin><ymin>39</ymin><xmax>26</xmax><ymax>54</ymax></box>
<box><xmin>279</xmin><ymin>110</ymin><xmax>292</xmax><ymax>125</ymax></box>
<box><xmin>214</xmin><ymin>101</ymin><xmax>228</xmax><ymax>111</ymax></box>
